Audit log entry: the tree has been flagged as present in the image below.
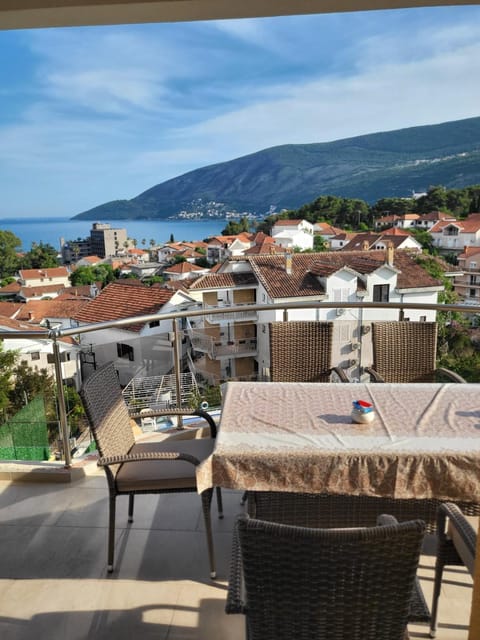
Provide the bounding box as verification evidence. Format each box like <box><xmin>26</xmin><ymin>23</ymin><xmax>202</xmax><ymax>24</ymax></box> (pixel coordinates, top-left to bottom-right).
<box><xmin>313</xmin><ymin>235</ymin><xmax>328</xmax><ymax>251</ymax></box>
<box><xmin>20</xmin><ymin>242</ymin><xmax>59</xmax><ymax>269</ymax></box>
<box><xmin>0</xmin><ymin>340</ymin><xmax>17</xmax><ymax>414</ymax></box>
<box><xmin>222</xmin><ymin>218</ymin><xmax>250</xmax><ymax>235</ymax></box>
<box><xmin>0</xmin><ymin>230</ymin><xmax>21</xmax><ymax>279</ymax></box>
<box><xmin>70</xmin><ymin>264</ymin><xmax>115</xmax><ymax>286</ymax></box>
<box><xmin>169</xmin><ymin>233</ymin><xmax>175</xmax><ymax>243</ymax></box>
<box><xmin>409</xmin><ymin>229</ymin><xmax>437</xmax><ymax>255</ymax></box>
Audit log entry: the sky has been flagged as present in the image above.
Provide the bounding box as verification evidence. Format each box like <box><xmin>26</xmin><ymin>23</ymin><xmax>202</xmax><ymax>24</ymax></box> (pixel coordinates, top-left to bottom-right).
<box><xmin>1</xmin><ymin>6</ymin><xmax>480</xmax><ymax>218</ymax></box>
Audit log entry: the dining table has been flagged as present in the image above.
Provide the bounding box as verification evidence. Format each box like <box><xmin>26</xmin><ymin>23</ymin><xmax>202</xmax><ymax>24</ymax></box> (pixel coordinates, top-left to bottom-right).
<box><xmin>196</xmin><ymin>380</ymin><xmax>480</xmax><ymax>503</ymax></box>
<box><xmin>196</xmin><ymin>380</ymin><xmax>480</xmax><ymax>638</ymax></box>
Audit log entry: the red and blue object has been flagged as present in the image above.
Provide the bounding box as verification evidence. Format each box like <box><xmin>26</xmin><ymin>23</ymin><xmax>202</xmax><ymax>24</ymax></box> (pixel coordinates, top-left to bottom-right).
<box><xmin>352</xmin><ymin>400</ymin><xmax>374</xmax><ymax>414</ymax></box>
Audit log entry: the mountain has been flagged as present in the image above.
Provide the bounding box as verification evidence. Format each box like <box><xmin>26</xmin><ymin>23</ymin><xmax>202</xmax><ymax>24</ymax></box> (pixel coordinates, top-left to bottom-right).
<box><xmin>72</xmin><ymin>116</ymin><xmax>480</xmax><ymax>220</ymax></box>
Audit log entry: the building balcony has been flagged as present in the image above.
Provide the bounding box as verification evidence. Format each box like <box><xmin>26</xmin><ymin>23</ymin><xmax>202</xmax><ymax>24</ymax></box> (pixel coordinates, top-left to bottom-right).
<box><xmin>188</xmin><ymin>329</ymin><xmax>257</xmax><ymax>359</ymax></box>
<box><xmin>203</xmin><ymin>303</ymin><xmax>257</xmax><ymax>324</ymax></box>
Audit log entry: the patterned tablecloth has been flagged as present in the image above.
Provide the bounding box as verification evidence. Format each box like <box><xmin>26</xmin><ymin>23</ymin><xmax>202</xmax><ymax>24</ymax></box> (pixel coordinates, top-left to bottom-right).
<box><xmin>196</xmin><ymin>381</ymin><xmax>480</xmax><ymax>501</ymax></box>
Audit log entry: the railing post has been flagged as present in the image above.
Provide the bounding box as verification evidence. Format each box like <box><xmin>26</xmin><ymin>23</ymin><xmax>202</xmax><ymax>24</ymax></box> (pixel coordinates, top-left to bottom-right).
<box><xmin>51</xmin><ymin>332</ymin><xmax>71</xmax><ymax>468</ymax></box>
<box><xmin>172</xmin><ymin>318</ymin><xmax>183</xmax><ymax>428</ymax></box>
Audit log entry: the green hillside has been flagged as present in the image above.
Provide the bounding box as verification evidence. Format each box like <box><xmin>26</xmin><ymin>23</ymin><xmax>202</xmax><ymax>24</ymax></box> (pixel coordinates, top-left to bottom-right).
<box><xmin>72</xmin><ymin>116</ymin><xmax>480</xmax><ymax>220</ymax></box>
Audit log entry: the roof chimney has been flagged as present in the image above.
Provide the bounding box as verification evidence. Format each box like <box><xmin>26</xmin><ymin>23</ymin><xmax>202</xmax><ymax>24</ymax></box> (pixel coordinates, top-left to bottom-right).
<box><xmin>285</xmin><ymin>249</ymin><xmax>293</xmax><ymax>275</ymax></box>
<box><xmin>386</xmin><ymin>242</ymin><xmax>394</xmax><ymax>266</ymax></box>
<box><xmin>362</xmin><ymin>240</ymin><xmax>369</xmax><ymax>251</ymax></box>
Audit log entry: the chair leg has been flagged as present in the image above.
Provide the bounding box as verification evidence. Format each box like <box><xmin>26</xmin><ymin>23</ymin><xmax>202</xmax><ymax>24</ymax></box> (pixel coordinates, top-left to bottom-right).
<box><xmin>108</xmin><ymin>493</ymin><xmax>116</xmax><ymax>573</ymax></box>
<box><xmin>430</xmin><ymin>556</ymin><xmax>445</xmax><ymax>637</ymax></box>
<box><xmin>201</xmin><ymin>489</ymin><xmax>216</xmax><ymax>579</ymax></box>
<box><xmin>128</xmin><ymin>493</ymin><xmax>135</xmax><ymax>523</ymax></box>
<box><xmin>240</xmin><ymin>490</ymin><xmax>248</xmax><ymax>506</ymax></box>
<box><xmin>216</xmin><ymin>486</ymin><xmax>224</xmax><ymax>519</ymax></box>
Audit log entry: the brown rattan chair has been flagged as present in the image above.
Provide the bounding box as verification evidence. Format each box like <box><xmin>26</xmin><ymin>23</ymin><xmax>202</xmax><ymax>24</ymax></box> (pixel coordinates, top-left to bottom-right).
<box><xmin>80</xmin><ymin>362</ymin><xmax>223</xmax><ymax>577</ymax></box>
<box><xmin>269</xmin><ymin>321</ymin><xmax>349</xmax><ymax>382</ymax></box>
<box><xmin>226</xmin><ymin>513</ymin><xmax>426</xmax><ymax>640</ymax></box>
<box><xmin>364</xmin><ymin>321</ymin><xmax>466</xmax><ymax>383</ymax></box>
<box><xmin>430</xmin><ymin>502</ymin><xmax>478</xmax><ymax>637</ymax></box>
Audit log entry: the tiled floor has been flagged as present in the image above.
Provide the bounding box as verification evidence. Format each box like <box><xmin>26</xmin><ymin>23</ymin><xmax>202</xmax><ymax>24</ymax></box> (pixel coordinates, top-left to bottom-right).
<box><xmin>0</xmin><ymin>462</ymin><xmax>473</xmax><ymax>639</ymax></box>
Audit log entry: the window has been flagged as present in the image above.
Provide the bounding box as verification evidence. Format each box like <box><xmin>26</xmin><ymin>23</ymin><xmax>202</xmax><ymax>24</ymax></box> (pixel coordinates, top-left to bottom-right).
<box><xmin>149</xmin><ymin>320</ymin><xmax>160</xmax><ymax>328</ymax></box>
<box><xmin>470</xmin><ymin>262</ymin><xmax>477</xmax><ymax>269</ymax></box>
<box><xmin>373</xmin><ymin>284</ymin><xmax>389</xmax><ymax>302</ymax></box>
<box><xmin>31</xmin><ymin>351</ymin><xmax>40</xmax><ymax>360</ymax></box>
<box><xmin>117</xmin><ymin>343</ymin><xmax>134</xmax><ymax>361</ymax></box>
<box><xmin>419</xmin><ymin>316</ymin><xmax>427</xmax><ymax>322</ymax></box>
<box><xmin>470</xmin><ymin>289</ymin><xmax>476</xmax><ymax>298</ymax></box>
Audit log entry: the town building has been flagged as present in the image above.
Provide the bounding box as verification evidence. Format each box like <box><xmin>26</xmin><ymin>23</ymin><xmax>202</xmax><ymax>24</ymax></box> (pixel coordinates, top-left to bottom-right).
<box><xmin>429</xmin><ymin>213</ymin><xmax>480</xmax><ymax>255</ymax></box>
<box><xmin>271</xmin><ymin>219</ymin><xmax>314</xmax><ymax>250</ymax></box>
<box><xmin>455</xmin><ymin>247</ymin><xmax>480</xmax><ymax>304</ymax></box>
<box><xmin>186</xmin><ymin>248</ymin><xmax>444</xmax><ymax>385</ymax></box>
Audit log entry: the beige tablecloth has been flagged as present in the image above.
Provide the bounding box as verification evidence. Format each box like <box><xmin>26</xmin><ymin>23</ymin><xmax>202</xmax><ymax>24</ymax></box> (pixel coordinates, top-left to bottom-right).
<box><xmin>196</xmin><ymin>382</ymin><xmax>480</xmax><ymax>501</ymax></box>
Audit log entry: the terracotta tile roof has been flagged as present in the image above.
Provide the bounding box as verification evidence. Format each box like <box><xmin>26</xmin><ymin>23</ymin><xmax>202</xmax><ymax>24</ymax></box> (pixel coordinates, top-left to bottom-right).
<box><xmin>418</xmin><ymin>210</ymin><xmax>455</xmax><ymax>222</ymax></box>
<box><xmin>164</xmin><ymin>262</ymin><xmax>204</xmax><ymax>274</ymax></box>
<box><xmin>430</xmin><ymin>214</ymin><xmax>480</xmax><ymax>233</ymax></box>
<box><xmin>0</xmin><ymin>281</ymin><xmax>21</xmax><ymax>294</ymax></box>
<box><xmin>244</xmin><ymin>240</ymin><xmax>283</xmax><ymax>255</ymax></box>
<box><xmin>16</xmin><ymin>298</ymin><xmax>90</xmax><ymax>324</ymax></box>
<box><xmin>342</xmin><ymin>232</ymin><xmax>416</xmax><ymax>251</ymax></box>
<box><xmin>72</xmin><ymin>282</ymin><xmax>174</xmax><ymax>331</ymax></box>
<box><xmin>0</xmin><ymin>315</ymin><xmax>46</xmax><ymax>332</ymax></box>
<box><xmin>81</xmin><ymin>256</ymin><xmax>102</xmax><ymax>264</ymax></box>
<box><xmin>0</xmin><ymin>302</ymin><xmax>22</xmax><ymax>317</ymax></box>
<box><xmin>19</xmin><ymin>284</ymin><xmax>66</xmax><ymax>298</ymax></box>
<box><xmin>246</xmin><ymin>250</ymin><xmax>442</xmax><ymax>299</ymax></box>
<box><xmin>273</xmin><ymin>219</ymin><xmax>303</xmax><ymax>226</ymax></box>
<box><xmin>19</xmin><ymin>267</ymin><xmax>69</xmax><ymax>280</ymax></box>
<box><xmin>189</xmin><ymin>272</ymin><xmax>258</xmax><ymax>290</ymax></box>
<box><xmin>459</xmin><ymin>247</ymin><xmax>480</xmax><ymax>259</ymax></box>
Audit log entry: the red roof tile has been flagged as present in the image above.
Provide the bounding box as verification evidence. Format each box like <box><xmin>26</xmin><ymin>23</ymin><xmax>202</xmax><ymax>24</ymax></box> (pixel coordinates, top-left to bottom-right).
<box><xmin>72</xmin><ymin>282</ymin><xmax>174</xmax><ymax>331</ymax></box>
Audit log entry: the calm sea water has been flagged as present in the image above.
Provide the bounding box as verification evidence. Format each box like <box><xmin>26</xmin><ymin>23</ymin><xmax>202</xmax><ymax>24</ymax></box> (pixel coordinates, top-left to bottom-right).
<box><xmin>0</xmin><ymin>217</ymin><xmax>228</xmax><ymax>252</ymax></box>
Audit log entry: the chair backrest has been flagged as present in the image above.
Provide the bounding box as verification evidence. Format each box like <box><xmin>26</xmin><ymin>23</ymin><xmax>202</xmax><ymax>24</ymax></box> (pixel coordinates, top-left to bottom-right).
<box><xmin>236</xmin><ymin>514</ymin><xmax>425</xmax><ymax>640</ymax></box>
<box><xmin>370</xmin><ymin>321</ymin><xmax>438</xmax><ymax>383</ymax></box>
<box><xmin>269</xmin><ymin>321</ymin><xmax>334</xmax><ymax>382</ymax></box>
<box><xmin>80</xmin><ymin>362</ymin><xmax>135</xmax><ymax>459</ymax></box>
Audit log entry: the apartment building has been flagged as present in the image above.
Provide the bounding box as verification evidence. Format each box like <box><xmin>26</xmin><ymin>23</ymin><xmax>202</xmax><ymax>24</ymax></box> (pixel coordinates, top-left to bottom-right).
<box><xmin>89</xmin><ymin>223</ymin><xmax>128</xmax><ymax>258</ymax></box>
<box><xmin>186</xmin><ymin>248</ymin><xmax>444</xmax><ymax>384</ymax></box>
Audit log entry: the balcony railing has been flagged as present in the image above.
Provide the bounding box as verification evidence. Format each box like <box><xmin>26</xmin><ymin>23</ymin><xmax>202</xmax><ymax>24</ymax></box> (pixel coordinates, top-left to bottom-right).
<box><xmin>1</xmin><ymin>299</ymin><xmax>480</xmax><ymax>467</ymax></box>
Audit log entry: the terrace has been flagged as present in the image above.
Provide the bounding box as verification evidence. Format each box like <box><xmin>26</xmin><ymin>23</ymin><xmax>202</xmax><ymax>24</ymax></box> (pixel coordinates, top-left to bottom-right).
<box><xmin>0</xmin><ymin>300</ymin><xmax>479</xmax><ymax>639</ymax></box>
<box><xmin>1</xmin><ymin>2</ymin><xmax>479</xmax><ymax>638</ymax></box>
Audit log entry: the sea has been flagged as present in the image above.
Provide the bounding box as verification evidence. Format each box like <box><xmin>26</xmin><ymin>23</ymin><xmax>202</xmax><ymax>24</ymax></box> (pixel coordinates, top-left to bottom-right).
<box><xmin>0</xmin><ymin>217</ymin><xmax>228</xmax><ymax>252</ymax></box>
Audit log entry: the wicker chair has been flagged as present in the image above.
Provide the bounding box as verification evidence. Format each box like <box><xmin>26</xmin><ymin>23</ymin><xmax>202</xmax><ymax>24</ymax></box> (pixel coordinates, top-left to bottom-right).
<box><xmin>80</xmin><ymin>362</ymin><xmax>223</xmax><ymax>577</ymax></box>
<box><xmin>226</xmin><ymin>513</ymin><xmax>426</xmax><ymax>640</ymax></box>
<box><xmin>364</xmin><ymin>321</ymin><xmax>466</xmax><ymax>383</ymax></box>
<box><xmin>430</xmin><ymin>503</ymin><xmax>478</xmax><ymax>638</ymax></box>
<box><xmin>269</xmin><ymin>321</ymin><xmax>349</xmax><ymax>382</ymax></box>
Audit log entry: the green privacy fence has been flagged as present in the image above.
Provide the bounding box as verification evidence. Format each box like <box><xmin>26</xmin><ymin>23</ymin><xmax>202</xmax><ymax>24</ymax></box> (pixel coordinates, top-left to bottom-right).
<box><xmin>0</xmin><ymin>395</ymin><xmax>50</xmax><ymax>461</ymax></box>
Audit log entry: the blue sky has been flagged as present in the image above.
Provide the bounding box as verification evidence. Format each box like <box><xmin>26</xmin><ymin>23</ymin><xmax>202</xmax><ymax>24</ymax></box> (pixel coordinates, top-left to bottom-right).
<box><xmin>1</xmin><ymin>6</ymin><xmax>480</xmax><ymax>218</ymax></box>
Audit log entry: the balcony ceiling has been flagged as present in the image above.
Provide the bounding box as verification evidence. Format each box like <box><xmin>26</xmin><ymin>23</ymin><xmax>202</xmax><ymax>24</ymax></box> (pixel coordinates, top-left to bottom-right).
<box><xmin>0</xmin><ymin>0</ymin><xmax>478</xmax><ymax>30</ymax></box>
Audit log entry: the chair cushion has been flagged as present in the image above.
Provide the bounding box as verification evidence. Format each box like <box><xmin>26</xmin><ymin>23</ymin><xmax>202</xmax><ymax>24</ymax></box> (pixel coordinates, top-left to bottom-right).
<box><xmin>115</xmin><ymin>438</ymin><xmax>214</xmax><ymax>492</ymax></box>
<box><xmin>447</xmin><ymin>514</ymin><xmax>478</xmax><ymax>576</ymax></box>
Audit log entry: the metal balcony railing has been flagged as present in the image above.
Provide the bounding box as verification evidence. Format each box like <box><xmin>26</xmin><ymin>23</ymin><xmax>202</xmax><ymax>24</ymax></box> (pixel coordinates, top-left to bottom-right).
<box><xmin>1</xmin><ymin>299</ymin><xmax>480</xmax><ymax>467</ymax></box>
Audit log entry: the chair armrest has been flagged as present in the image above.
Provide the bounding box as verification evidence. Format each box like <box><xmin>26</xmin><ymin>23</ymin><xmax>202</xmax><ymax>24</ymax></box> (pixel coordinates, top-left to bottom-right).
<box><xmin>225</xmin><ymin>522</ymin><xmax>247</xmax><ymax>615</ymax></box>
<box><xmin>330</xmin><ymin>366</ymin><xmax>350</xmax><ymax>383</ymax></box>
<box><xmin>377</xmin><ymin>513</ymin><xmax>399</xmax><ymax>526</ymax></box>
<box><xmin>435</xmin><ymin>367</ymin><xmax>467</xmax><ymax>383</ymax></box>
<box><xmin>363</xmin><ymin>366</ymin><xmax>385</xmax><ymax>383</ymax></box>
<box><xmin>98</xmin><ymin>451</ymin><xmax>200</xmax><ymax>467</ymax></box>
<box><xmin>437</xmin><ymin>502</ymin><xmax>476</xmax><ymax>558</ymax></box>
<box><xmin>129</xmin><ymin>408</ymin><xmax>217</xmax><ymax>437</ymax></box>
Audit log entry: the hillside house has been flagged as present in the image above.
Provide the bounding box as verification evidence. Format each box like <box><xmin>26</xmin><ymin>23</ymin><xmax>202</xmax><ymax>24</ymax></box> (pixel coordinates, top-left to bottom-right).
<box><xmin>0</xmin><ymin>316</ymin><xmax>82</xmax><ymax>389</ymax></box>
<box><xmin>374</xmin><ymin>213</ymin><xmax>420</xmax><ymax>229</ymax></box>
<box><xmin>163</xmin><ymin>261</ymin><xmax>209</xmax><ymax>281</ymax></box>
<box><xmin>430</xmin><ymin>213</ymin><xmax>480</xmax><ymax>254</ymax></box>
<box><xmin>18</xmin><ymin>267</ymin><xmax>70</xmax><ymax>288</ymax></box>
<box><xmin>271</xmin><ymin>219</ymin><xmax>314</xmax><ymax>250</ymax></box>
<box><xmin>342</xmin><ymin>229</ymin><xmax>422</xmax><ymax>252</ymax></box>
<box><xmin>72</xmin><ymin>281</ymin><xmax>196</xmax><ymax>384</ymax></box>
